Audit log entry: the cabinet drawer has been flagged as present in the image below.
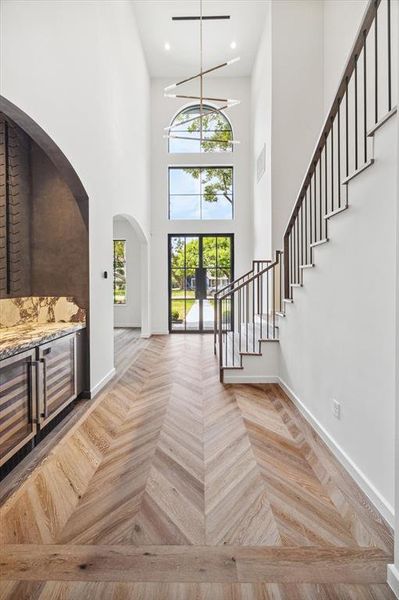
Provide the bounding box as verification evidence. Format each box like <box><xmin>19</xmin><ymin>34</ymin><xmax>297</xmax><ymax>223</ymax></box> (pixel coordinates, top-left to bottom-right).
<box><xmin>38</xmin><ymin>333</ymin><xmax>76</xmax><ymax>427</ymax></box>
<box><xmin>0</xmin><ymin>349</ymin><xmax>37</xmax><ymax>466</ymax></box>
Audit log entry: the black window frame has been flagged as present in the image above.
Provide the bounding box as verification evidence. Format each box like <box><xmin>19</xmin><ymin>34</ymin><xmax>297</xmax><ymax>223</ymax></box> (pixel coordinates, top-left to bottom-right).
<box><xmin>168</xmin><ymin>165</ymin><xmax>234</xmax><ymax>221</ymax></box>
<box><xmin>168</xmin><ymin>104</ymin><xmax>234</xmax><ymax>154</ymax></box>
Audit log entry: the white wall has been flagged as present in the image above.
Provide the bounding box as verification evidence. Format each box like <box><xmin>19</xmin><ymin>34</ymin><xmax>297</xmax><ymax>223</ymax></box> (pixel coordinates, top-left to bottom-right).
<box><xmin>270</xmin><ymin>0</ymin><xmax>324</xmax><ymax>251</ymax></box>
<box><xmin>323</xmin><ymin>0</ymin><xmax>368</xmax><ymax>113</ymax></box>
<box><xmin>251</xmin><ymin>2</ymin><xmax>272</xmax><ymax>261</ymax></box>
<box><xmin>150</xmin><ymin>77</ymin><xmax>252</xmax><ymax>335</ymax></box>
<box><xmin>389</xmin><ymin>27</ymin><xmax>399</xmax><ymax>591</ymax></box>
<box><xmin>113</xmin><ymin>217</ymin><xmax>141</xmax><ymax>328</ymax></box>
<box><xmin>250</xmin><ymin>0</ymin><xmax>370</xmax><ymax>260</ymax></box>
<box><xmin>279</xmin><ymin>117</ymin><xmax>397</xmax><ymax>523</ymax></box>
<box><xmin>0</xmin><ymin>0</ymin><xmax>151</xmax><ymax>391</ymax></box>
<box><xmin>250</xmin><ymin>0</ymin><xmax>324</xmax><ymax>258</ymax></box>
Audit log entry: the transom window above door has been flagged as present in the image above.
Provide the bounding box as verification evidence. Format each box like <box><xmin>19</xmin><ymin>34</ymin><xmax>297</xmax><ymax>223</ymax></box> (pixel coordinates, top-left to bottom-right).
<box><xmin>168</xmin><ymin>105</ymin><xmax>233</xmax><ymax>154</ymax></box>
<box><xmin>169</xmin><ymin>166</ymin><xmax>233</xmax><ymax>220</ymax></box>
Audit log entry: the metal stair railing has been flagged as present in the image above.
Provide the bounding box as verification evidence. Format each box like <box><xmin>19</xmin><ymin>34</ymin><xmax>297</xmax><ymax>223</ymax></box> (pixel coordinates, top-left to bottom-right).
<box><xmin>215</xmin><ymin>251</ymin><xmax>283</xmax><ymax>381</ymax></box>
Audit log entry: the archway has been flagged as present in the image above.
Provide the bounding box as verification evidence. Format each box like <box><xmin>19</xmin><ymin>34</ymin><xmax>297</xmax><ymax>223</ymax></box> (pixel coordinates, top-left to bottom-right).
<box><xmin>0</xmin><ymin>96</ymin><xmax>91</xmax><ymax>474</ymax></box>
<box><xmin>0</xmin><ymin>95</ymin><xmax>88</xmax><ymax>226</ymax></box>
<box><xmin>112</xmin><ymin>213</ymin><xmax>150</xmax><ymax>345</ymax></box>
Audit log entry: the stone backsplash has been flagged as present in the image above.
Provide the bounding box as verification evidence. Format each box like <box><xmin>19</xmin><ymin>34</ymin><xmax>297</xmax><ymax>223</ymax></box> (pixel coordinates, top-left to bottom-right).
<box><xmin>0</xmin><ymin>296</ymin><xmax>86</xmax><ymax>328</ymax></box>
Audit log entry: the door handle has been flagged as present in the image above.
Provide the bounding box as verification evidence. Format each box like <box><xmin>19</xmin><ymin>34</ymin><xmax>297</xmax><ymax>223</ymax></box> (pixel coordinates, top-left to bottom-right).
<box><xmin>27</xmin><ymin>361</ymin><xmax>33</xmax><ymax>423</ymax></box>
<box><xmin>195</xmin><ymin>267</ymin><xmax>207</xmax><ymax>300</ymax></box>
<box><xmin>27</xmin><ymin>361</ymin><xmax>39</xmax><ymax>424</ymax></box>
<box><xmin>39</xmin><ymin>358</ymin><xmax>48</xmax><ymax>420</ymax></box>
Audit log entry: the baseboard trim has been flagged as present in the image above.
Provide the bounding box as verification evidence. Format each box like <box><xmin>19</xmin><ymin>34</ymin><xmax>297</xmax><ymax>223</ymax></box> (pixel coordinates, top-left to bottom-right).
<box><xmin>224</xmin><ymin>375</ymin><xmax>280</xmax><ymax>384</ymax></box>
<box><xmin>388</xmin><ymin>564</ymin><xmax>399</xmax><ymax>598</ymax></box>
<box><xmin>278</xmin><ymin>377</ymin><xmax>394</xmax><ymax>528</ymax></box>
<box><xmin>114</xmin><ymin>323</ymin><xmax>141</xmax><ymax>328</ymax></box>
<box><xmin>90</xmin><ymin>368</ymin><xmax>116</xmax><ymax>399</ymax></box>
<box><xmin>151</xmin><ymin>330</ymin><xmax>170</xmax><ymax>335</ymax></box>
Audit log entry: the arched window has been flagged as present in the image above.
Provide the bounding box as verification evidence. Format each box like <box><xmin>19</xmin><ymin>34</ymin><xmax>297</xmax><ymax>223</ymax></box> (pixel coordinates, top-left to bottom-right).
<box><xmin>168</xmin><ymin>104</ymin><xmax>233</xmax><ymax>153</ymax></box>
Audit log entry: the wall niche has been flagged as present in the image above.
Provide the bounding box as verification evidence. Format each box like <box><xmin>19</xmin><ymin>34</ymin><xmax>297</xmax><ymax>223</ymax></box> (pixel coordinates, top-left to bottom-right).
<box><xmin>0</xmin><ymin>111</ymin><xmax>89</xmax><ymax>310</ymax></box>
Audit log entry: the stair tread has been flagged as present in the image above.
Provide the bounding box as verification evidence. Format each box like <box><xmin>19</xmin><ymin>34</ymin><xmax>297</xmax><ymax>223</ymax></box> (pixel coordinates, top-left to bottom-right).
<box><xmin>217</xmin><ymin>319</ymin><xmax>279</xmax><ymax>368</ymax></box>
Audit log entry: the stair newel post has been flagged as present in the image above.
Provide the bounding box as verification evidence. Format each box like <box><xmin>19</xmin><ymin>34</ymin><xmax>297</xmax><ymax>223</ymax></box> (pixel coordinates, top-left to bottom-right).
<box><xmin>224</xmin><ymin>299</ymin><xmax>228</xmax><ymax>368</ymax></box>
<box><xmin>214</xmin><ymin>292</ymin><xmax>217</xmax><ymax>355</ymax></box>
<box><xmin>232</xmin><ymin>292</ymin><xmax>235</xmax><ymax>367</ymax></box>
<box><xmin>246</xmin><ymin>284</ymin><xmax>249</xmax><ymax>353</ymax></box>
<box><xmin>266</xmin><ymin>264</ymin><xmax>270</xmax><ymax>337</ymax></box>
<box><xmin>260</xmin><ymin>272</ymin><xmax>263</xmax><ymax>341</ymax></box>
<box><xmin>239</xmin><ymin>286</ymin><xmax>242</xmax><ymax>357</ymax></box>
<box><xmin>252</xmin><ymin>279</ymin><xmax>255</xmax><ymax>353</ymax></box>
<box><xmin>279</xmin><ymin>250</ymin><xmax>283</xmax><ymax>314</ymax></box>
<box><xmin>218</xmin><ymin>298</ymin><xmax>223</xmax><ymax>377</ymax></box>
<box><xmin>283</xmin><ymin>232</ymin><xmax>290</xmax><ymax>301</ymax></box>
<box><xmin>272</xmin><ymin>261</ymin><xmax>276</xmax><ymax>338</ymax></box>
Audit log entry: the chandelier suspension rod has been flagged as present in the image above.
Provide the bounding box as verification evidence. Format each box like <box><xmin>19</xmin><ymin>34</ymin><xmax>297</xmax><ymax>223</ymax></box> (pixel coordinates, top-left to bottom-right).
<box><xmin>163</xmin><ymin>0</ymin><xmax>240</xmax><ymax>147</ymax></box>
<box><xmin>164</xmin><ymin>105</ymin><xmax>229</xmax><ymax>131</ymax></box>
<box><xmin>200</xmin><ymin>0</ymin><xmax>203</xmax><ymax>148</ymax></box>
<box><xmin>165</xmin><ymin>94</ymin><xmax>236</xmax><ymax>103</ymax></box>
<box><xmin>164</xmin><ymin>57</ymin><xmax>240</xmax><ymax>91</ymax></box>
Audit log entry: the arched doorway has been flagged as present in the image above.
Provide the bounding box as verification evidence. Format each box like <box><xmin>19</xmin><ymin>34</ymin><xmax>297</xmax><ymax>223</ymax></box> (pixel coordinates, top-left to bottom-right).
<box><xmin>0</xmin><ymin>95</ymin><xmax>88</xmax><ymax>225</ymax></box>
<box><xmin>112</xmin><ymin>213</ymin><xmax>150</xmax><ymax>348</ymax></box>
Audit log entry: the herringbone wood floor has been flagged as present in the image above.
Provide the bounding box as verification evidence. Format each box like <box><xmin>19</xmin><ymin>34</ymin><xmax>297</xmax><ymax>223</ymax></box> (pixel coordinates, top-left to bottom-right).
<box><xmin>0</xmin><ymin>330</ymin><xmax>395</xmax><ymax>599</ymax></box>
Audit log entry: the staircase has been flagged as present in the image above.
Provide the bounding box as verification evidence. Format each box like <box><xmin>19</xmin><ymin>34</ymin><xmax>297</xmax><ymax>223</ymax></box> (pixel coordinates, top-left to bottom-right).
<box><xmin>215</xmin><ymin>0</ymin><xmax>397</xmax><ymax>383</ymax></box>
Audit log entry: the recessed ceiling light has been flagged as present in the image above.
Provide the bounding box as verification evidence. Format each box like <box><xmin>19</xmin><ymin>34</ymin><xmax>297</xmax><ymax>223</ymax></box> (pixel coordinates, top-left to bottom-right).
<box><xmin>230</xmin><ymin>41</ymin><xmax>237</xmax><ymax>50</ymax></box>
<box><xmin>164</xmin><ymin>42</ymin><xmax>171</xmax><ymax>51</ymax></box>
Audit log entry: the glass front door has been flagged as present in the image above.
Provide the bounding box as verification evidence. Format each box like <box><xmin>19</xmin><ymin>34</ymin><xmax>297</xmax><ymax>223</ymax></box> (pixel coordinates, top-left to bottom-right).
<box><xmin>169</xmin><ymin>234</ymin><xmax>234</xmax><ymax>332</ymax></box>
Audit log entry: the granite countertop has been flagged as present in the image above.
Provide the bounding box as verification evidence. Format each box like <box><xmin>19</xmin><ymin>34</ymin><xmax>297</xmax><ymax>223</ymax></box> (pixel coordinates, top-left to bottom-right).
<box><xmin>0</xmin><ymin>322</ymin><xmax>86</xmax><ymax>360</ymax></box>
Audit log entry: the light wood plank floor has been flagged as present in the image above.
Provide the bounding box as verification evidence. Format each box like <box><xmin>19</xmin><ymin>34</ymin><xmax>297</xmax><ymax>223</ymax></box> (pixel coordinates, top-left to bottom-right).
<box><xmin>0</xmin><ymin>330</ymin><xmax>395</xmax><ymax>598</ymax></box>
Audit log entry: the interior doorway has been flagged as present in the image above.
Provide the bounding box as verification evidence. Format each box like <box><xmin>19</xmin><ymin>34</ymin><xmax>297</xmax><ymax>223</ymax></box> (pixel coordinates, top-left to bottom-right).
<box><xmin>113</xmin><ymin>215</ymin><xmax>144</xmax><ymax>331</ymax></box>
<box><xmin>168</xmin><ymin>234</ymin><xmax>234</xmax><ymax>333</ymax></box>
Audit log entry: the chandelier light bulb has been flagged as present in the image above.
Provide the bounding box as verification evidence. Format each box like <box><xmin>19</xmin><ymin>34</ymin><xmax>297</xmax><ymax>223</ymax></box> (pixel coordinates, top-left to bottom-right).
<box><xmin>164</xmin><ymin>42</ymin><xmax>171</xmax><ymax>51</ymax></box>
<box><xmin>230</xmin><ymin>41</ymin><xmax>237</xmax><ymax>50</ymax></box>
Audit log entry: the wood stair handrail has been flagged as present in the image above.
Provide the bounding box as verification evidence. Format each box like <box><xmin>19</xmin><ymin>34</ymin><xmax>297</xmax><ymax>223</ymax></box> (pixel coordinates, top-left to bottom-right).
<box><xmin>214</xmin><ymin>260</ymin><xmax>270</xmax><ymax>299</ymax></box>
<box><xmin>218</xmin><ymin>252</ymin><xmax>281</xmax><ymax>301</ymax></box>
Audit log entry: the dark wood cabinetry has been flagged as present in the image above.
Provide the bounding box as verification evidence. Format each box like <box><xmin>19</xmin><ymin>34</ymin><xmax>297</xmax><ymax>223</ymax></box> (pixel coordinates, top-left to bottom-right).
<box><xmin>0</xmin><ymin>349</ymin><xmax>37</xmax><ymax>465</ymax></box>
<box><xmin>37</xmin><ymin>334</ymin><xmax>76</xmax><ymax>428</ymax></box>
<box><xmin>0</xmin><ymin>331</ymin><xmax>85</xmax><ymax>467</ymax></box>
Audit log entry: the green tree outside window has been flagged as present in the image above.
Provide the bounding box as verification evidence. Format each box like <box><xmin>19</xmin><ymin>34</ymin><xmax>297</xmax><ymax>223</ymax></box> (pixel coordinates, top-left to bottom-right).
<box><xmin>113</xmin><ymin>240</ymin><xmax>127</xmax><ymax>304</ymax></box>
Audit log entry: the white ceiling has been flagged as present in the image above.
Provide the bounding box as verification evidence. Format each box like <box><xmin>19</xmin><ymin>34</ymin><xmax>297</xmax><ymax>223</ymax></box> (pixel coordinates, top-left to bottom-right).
<box><xmin>132</xmin><ymin>1</ymin><xmax>268</xmax><ymax>78</ymax></box>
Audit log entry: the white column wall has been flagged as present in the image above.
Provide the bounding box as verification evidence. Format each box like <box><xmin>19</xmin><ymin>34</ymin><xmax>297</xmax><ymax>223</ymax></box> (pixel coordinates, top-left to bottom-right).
<box><xmin>250</xmin><ymin>0</ymin><xmax>370</xmax><ymax>259</ymax></box>
<box><xmin>388</xmin><ymin>6</ymin><xmax>399</xmax><ymax>590</ymax></box>
<box><xmin>270</xmin><ymin>0</ymin><xmax>324</xmax><ymax>252</ymax></box>
<box><xmin>251</xmin><ymin>2</ymin><xmax>273</xmax><ymax>261</ymax></box>
<box><xmin>250</xmin><ymin>0</ymin><xmax>324</xmax><ymax>258</ymax></box>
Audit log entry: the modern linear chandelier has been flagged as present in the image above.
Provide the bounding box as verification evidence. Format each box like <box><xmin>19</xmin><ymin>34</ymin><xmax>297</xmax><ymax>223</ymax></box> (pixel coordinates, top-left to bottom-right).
<box><xmin>163</xmin><ymin>0</ymin><xmax>241</xmax><ymax>147</ymax></box>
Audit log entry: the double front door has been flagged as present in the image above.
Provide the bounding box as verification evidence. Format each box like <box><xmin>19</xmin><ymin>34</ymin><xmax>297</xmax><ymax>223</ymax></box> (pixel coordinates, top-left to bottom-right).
<box><xmin>169</xmin><ymin>234</ymin><xmax>234</xmax><ymax>333</ymax></box>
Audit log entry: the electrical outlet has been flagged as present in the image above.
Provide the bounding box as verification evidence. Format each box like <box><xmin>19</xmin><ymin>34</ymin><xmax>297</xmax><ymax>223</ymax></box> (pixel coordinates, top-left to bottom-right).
<box><xmin>332</xmin><ymin>399</ymin><xmax>341</xmax><ymax>420</ymax></box>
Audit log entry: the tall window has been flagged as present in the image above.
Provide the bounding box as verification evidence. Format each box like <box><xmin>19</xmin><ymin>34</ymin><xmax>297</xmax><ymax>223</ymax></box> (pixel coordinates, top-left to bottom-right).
<box><xmin>169</xmin><ymin>104</ymin><xmax>233</xmax><ymax>153</ymax></box>
<box><xmin>113</xmin><ymin>240</ymin><xmax>127</xmax><ymax>304</ymax></box>
<box><xmin>169</xmin><ymin>166</ymin><xmax>233</xmax><ymax>220</ymax></box>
